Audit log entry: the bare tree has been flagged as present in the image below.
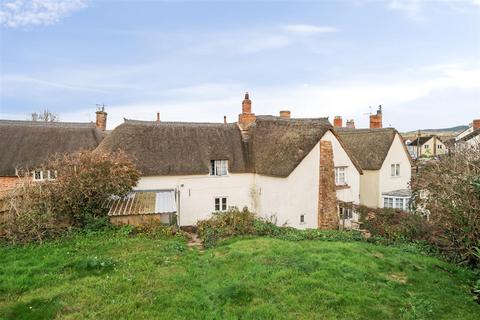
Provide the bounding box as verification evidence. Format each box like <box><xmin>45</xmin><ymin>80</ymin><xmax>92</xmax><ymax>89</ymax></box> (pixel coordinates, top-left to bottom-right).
<box><xmin>30</xmin><ymin>109</ymin><xmax>59</xmax><ymax>122</ymax></box>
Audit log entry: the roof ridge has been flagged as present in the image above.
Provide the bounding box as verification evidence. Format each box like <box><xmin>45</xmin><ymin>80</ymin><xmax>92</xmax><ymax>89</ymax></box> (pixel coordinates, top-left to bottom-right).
<box><xmin>0</xmin><ymin>119</ymin><xmax>96</xmax><ymax>128</ymax></box>
<box><xmin>123</xmin><ymin>119</ymin><xmax>239</xmax><ymax>127</ymax></box>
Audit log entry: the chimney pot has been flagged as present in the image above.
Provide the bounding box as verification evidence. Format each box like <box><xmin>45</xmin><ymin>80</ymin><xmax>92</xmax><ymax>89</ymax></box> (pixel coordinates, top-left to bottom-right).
<box><xmin>333</xmin><ymin>116</ymin><xmax>343</xmax><ymax>128</ymax></box>
<box><xmin>238</xmin><ymin>92</ymin><xmax>256</xmax><ymax>129</ymax></box>
<box><xmin>95</xmin><ymin>107</ymin><xmax>107</xmax><ymax>131</ymax></box>
<box><xmin>473</xmin><ymin>119</ymin><xmax>480</xmax><ymax>130</ymax></box>
<box><xmin>224</xmin><ymin>115</ymin><xmax>227</xmax><ymax>124</ymax></box>
<box><xmin>156</xmin><ymin>112</ymin><xmax>160</xmax><ymax>123</ymax></box>
<box><xmin>279</xmin><ymin>110</ymin><xmax>291</xmax><ymax>119</ymax></box>
<box><xmin>369</xmin><ymin>106</ymin><xmax>383</xmax><ymax>129</ymax></box>
<box><xmin>346</xmin><ymin>119</ymin><xmax>355</xmax><ymax>128</ymax></box>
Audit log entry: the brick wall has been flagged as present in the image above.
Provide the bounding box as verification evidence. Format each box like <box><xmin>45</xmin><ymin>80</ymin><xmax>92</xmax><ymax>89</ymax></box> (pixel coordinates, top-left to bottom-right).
<box><xmin>0</xmin><ymin>176</ymin><xmax>19</xmax><ymax>192</ymax></box>
<box><xmin>318</xmin><ymin>141</ymin><xmax>339</xmax><ymax>229</ymax></box>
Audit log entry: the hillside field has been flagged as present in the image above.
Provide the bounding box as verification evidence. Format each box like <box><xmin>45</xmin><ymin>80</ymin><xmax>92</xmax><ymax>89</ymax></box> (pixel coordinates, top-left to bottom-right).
<box><xmin>1</xmin><ymin>231</ymin><xmax>479</xmax><ymax>319</ymax></box>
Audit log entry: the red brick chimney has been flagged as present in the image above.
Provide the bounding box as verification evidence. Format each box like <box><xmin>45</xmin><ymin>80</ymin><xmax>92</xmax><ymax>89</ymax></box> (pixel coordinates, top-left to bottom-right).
<box><xmin>473</xmin><ymin>119</ymin><xmax>480</xmax><ymax>130</ymax></box>
<box><xmin>370</xmin><ymin>105</ymin><xmax>382</xmax><ymax>129</ymax></box>
<box><xmin>279</xmin><ymin>110</ymin><xmax>291</xmax><ymax>119</ymax></box>
<box><xmin>156</xmin><ymin>112</ymin><xmax>160</xmax><ymax>123</ymax></box>
<box><xmin>333</xmin><ymin>116</ymin><xmax>343</xmax><ymax>128</ymax></box>
<box><xmin>238</xmin><ymin>92</ymin><xmax>256</xmax><ymax>129</ymax></box>
<box><xmin>346</xmin><ymin>119</ymin><xmax>355</xmax><ymax>128</ymax></box>
<box><xmin>95</xmin><ymin>106</ymin><xmax>107</xmax><ymax>131</ymax></box>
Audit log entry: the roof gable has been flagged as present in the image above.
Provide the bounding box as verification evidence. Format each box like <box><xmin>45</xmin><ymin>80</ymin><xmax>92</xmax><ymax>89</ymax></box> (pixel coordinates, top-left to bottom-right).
<box><xmin>336</xmin><ymin>128</ymin><xmax>397</xmax><ymax>170</ymax></box>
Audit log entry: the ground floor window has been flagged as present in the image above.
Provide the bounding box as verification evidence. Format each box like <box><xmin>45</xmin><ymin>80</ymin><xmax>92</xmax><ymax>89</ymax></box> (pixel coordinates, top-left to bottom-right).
<box><xmin>383</xmin><ymin>196</ymin><xmax>410</xmax><ymax>211</ymax></box>
<box><xmin>300</xmin><ymin>214</ymin><xmax>305</xmax><ymax>224</ymax></box>
<box><xmin>215</xmin><ymin>197</ymin><xmax>227</xmax><ymax>211</ymax></box>
<box><xmin>339</xmin><ymin>206</ymin><xmax>353</xmax><ymax>219</ymax></box>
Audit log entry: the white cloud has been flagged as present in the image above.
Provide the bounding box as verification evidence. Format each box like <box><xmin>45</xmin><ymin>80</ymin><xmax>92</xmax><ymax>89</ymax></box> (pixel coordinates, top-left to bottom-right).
<box><xmin>0</xmin><ymin>0</ymin><xmax>88</xmax><ymax>28</ymax></box>
<box><xmin>283</xmin><ymin>24</ymin><xmax>338</xmax><ymax>35</ymax></box>
<box><xmin>52</xmin><ymin>63</ymin><xmax>480</xmax><ymax>131</ymax></box>
<box><xmin>385</xmin><ymin>0</ymin><xmax>480</xmax><ymax>19</ymax></box>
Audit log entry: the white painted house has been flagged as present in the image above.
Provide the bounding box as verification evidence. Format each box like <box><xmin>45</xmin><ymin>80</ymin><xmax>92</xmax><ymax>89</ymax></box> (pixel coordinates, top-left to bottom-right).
<box><xmin>336</xmin><ymin>128</ymin><xmax>412</xmax><ymax>211</ymax></box>
<box><xmin>98</xmin><ymin>93</ymin><xmax>363</xmax><ymax>229</ymax></box>
<box><xmin>455</xmin><ymin>119</ymin><xmax>480</xmax><ymax>149</ymax></box>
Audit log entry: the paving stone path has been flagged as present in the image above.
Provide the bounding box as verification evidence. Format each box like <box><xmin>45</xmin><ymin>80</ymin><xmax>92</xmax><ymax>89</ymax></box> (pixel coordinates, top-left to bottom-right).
<box><xmin>186</xmin><ymin>232</ymin><xmax>204</xmax><ymax>250</ymax></box>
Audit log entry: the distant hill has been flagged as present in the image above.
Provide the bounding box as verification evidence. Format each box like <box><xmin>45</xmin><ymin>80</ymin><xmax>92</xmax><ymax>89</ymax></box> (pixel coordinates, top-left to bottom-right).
<box><xmin>402</xmin><ymin>125</ymin><xmax>468</xmax><ymax>140</ymax></box>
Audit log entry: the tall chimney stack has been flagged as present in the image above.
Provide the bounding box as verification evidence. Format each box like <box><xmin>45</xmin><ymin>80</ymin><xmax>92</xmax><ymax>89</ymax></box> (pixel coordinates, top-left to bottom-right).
<box><xmin>95</xmin><ymin>105</ymin><xmax>107</xmax><ymax>131</ymax></box>
<box><xmin>346</xmin><ymin>119</ymin><xmax>355</xmax><ymax>128</ymax></box>
<box><xmin>333</xmin><ymin>116</ymin><xmax>343</xmax><ymax>128</ymax></box>
<box><xmin>369</xmin><ymin>105</ymin><xmax>382</xmax><ymax>129</ymax></box>
<box><xmin>156</xmin><ymin>112</ymin><xmax>160</xmax><ymax>123</ymax></box>
<box><xmin>279</xmin><ymin>110</ymin><xmax>291</xmax><ymax>120</ymax></box>
<box><xmin>238</xmin><ymin>92</ymin><xmax>256</xmax><ymax>129</ymax></box>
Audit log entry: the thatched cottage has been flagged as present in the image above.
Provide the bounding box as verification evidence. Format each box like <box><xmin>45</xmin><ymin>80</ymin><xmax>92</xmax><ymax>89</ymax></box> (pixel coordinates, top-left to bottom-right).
<box><xmin>333</xmin><ymin>109</ymin><xmax>412</xmax><ymax>211</ymax></box>
<box><xmin>0</xmin><ymin>109</ymin><xmax>107</xmax><ymax>190</ymax></box>
<box><xmin>98</xmin><ymin>93</ymin><xmax>363</xmax><ymax>229</ymax></box>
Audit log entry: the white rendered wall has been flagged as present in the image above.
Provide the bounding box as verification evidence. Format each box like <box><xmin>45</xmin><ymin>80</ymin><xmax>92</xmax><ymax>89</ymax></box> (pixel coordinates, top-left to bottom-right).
<box><xmin>136</xmin><ymin>174</ymin><xmax>254</xmax><ymax>226</ymax></box>
<box><xmin>359</xmin><ymin>170</ymin><xmax>380</xmax><ymax>207</ymax></box>
<box><xmin>378</xmin><ymin>133</ymin><xmax>412</xmax><ymax>207</ymax></box>
<box><xmin>254</xmin><ymin>143</ymin><xmax>320</xmax><ymax>229</ymax></box>
<box><xmin>321</xmin><ymin>131</ymin><xmax>361</xmax><ymax>206</ymax></box>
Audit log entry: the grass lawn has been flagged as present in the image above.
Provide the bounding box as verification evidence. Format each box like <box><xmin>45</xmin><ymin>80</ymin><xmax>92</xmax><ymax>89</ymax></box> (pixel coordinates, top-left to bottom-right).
<box><xmin>0</xmin><ymin>231</ymin><xmax>479</xmax><ymax>319</ymax></box>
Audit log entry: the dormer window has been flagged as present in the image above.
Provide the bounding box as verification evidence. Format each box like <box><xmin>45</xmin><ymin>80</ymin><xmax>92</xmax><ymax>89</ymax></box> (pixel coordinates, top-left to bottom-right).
<box><xmin>32</xmin><ymin>170</ymin><xmax>57</xmax><ymax>181</ymax></box>
<box><xmin>210</xmin><ymin>160</ymin><xmax>228</xmax><ymax>176</ymax></box>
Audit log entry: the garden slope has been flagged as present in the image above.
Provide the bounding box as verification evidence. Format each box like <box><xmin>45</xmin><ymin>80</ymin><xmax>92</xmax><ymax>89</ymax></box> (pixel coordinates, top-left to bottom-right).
<box><xmin>1</xmin><ymin>233</ymin><xmax>479</xmax><ymax>319</ymax></box>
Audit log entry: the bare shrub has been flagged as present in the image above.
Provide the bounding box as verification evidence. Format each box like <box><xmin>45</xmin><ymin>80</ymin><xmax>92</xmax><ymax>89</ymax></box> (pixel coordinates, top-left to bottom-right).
<box><xmin>411</xmin><ymin>145</ymin><xmax>480</xmax><ymax>266</ymax></box>
<box><xmin>1</xmin><ymin>150</ymin><xmax>140</xmax><ymax>244</ymax></box>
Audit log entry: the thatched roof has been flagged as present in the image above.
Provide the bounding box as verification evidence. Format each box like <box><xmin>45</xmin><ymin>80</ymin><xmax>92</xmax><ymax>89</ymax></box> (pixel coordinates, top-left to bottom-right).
<box><xmin>0</xmin><ymin>120</ymin><xmax>104</xmax><ymax>176</ymax></box>
<box><xmin>98</xmin><ymin>116</ymin><xmax>361</xmax><ymax>177</ymax></box>
<box><xmin>409</xmin><ymin>136</ymin><xmax>434</xmax><ymax>146</ymax></box>
<box><xmin>96</xmin><ymin>120</ymin><xmax>250</xmax><ymax>176</ymax></box>
<box><xmin>251</xmin><ymin>116</ymin><xmax>332</xmax><ymax>177</ymax></box>
<box><xmin>336</xmin><ymin>128</ymin><xmax>398</xmax><ymax>170</ymax></box>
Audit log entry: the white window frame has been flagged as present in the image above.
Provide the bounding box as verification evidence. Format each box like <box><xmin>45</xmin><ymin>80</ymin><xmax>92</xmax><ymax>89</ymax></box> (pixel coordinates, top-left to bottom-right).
<box><xmin>390</xmin><ymin>164</ymin><xmax>400</xmax><ymax>177</ymax></box>
<box><xmin>334</xmin><ymin>166</ymin><xmax>347</xmax><ymax>186</ymax></box>
<box><xmin>214</xmin><ymin>197</ymin><xmax>227</xmax><ymax>211</ymax></box>
<box><xmin>382</xmin><ymin>196</ymin><xmax>410</xmax><ymax>211</ymax></box>
<box><xmin>33</xmin><ymin>170</ymin><xmax>43</xmax><ymax>181</ymax></box>
<box><xmin>210</xmin><ymin>160</ymin><xmax>228</xmax><ymax>176</ymax></box>
<box><xmin>339</xmin><ymin>207</ymin><xmax>353</xmax><ymax>219</ymax></box>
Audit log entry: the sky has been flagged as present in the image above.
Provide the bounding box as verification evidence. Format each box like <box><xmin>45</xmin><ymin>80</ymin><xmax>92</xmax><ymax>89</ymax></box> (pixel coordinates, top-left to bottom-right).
<box><xmin>0</xmin><ymin>0</ymin><xmax>479</xmax><ymax>131</ymax></box>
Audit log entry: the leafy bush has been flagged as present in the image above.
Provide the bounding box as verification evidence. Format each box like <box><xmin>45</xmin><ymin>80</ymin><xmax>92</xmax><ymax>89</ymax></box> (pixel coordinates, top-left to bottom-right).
<box><xmin>1</xmin><ymin>150</ymin><xmax>140</xmax><ymax>244</ymax></box>
<box><xmin>411</xmin><ymin>146</ymin><xmax>480</xmax><ymax>267</ymax></box>
<box><xmin>134</xmin><ymin>219</ymin><xmax>182</xmax><ymax>239</ymax></box>
<box><xmin>198</xmin><ymin>207</ymin><xmax>256</xmax><ymax>248</ymax></box>
<box><xmin>198</xmin><ymin>208</ymin><xmax>364</xmax><ymax>247</ymax></box>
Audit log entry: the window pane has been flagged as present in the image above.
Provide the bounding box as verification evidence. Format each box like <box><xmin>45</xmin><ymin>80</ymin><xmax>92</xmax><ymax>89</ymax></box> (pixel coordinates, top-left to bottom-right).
<box><xmin>391</xmin><ymin>164</ymin><xmax>395</xmax><ymax>176</ymax></box>
<box><xmin>215</xmin><ymin>198</ymin><xmax>220</xmax><ymax>211</ymax></box>
<box><xmin>210</xmin><ymin>160</ymin><xmax>216</xmax><ymax>175</ymax></box>
<box><xmin>222</xmin><ymin>198</ymin><xmax>227</xmax><ymax>210</ymax></box>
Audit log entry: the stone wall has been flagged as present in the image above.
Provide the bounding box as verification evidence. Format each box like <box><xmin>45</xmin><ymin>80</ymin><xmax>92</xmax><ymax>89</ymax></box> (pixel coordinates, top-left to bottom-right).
<box><xmin>318</xmin><ymin>141</ymin><xmax>339</xmax><ymax>229</ymax></box>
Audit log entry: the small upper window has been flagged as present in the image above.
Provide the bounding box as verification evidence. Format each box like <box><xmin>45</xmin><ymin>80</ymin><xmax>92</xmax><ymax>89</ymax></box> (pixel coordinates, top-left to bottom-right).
<box><xmin>33</xmin><ymin>170</ymin><xmax>43</xmax><ymax>181</ymax></box>
<box><xmin>215</xmin><ymin>197</ymin><xmax>227</xmax><ymax>211</ymax></box>
<box><xmin>437</xmin><ymin>145</ymin><xmax>442</xmax><ymax>149</ymax></box>
<box><xmin>47</xmin><ymin>170</ymin><xmax>57</xmax><ymax>180</ymax></box>
<box><xmin>424</xmin><ymin>144</ymin><xmax>429</xmax><ymax>149</ymax></box>
<box><xmin>334</xmin><ymin>167</ymin><xmax>347</xmax><ymax>186</ymax></box>
<box><xmin>300</xmin><ymin>214</ymin><xmax>305</xmax><ymax>224</ymax></box>
<box><xmin>210</xmin><ymin>160</ymin><xmax>228</xmax><ymax>176</ymax></box>
<box><xmin>391</xmin><ymin>164</ymin><xmax>400</xmax><ymax>177</ymax></box>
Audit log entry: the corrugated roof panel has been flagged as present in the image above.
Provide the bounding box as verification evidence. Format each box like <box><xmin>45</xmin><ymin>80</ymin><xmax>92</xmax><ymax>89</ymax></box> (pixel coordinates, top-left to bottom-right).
<box><xmin>107</xmin><ymin>190</ymin><xmax>176</xmax><ymax>216</ymax></box>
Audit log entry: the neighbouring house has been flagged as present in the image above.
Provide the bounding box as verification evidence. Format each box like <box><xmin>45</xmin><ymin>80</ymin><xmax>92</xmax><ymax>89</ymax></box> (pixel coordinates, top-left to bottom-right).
<box><xmin>407</xmin><ymin>135</ymin><xmax>446</xmax><ymax>159</ymax></box>
<box><xmin>455</xmin><ymin>119</ymin><xmax>480</xmax><ymax>149</ymax></box>
<box><xmin>0</xmin><ymin>108</ymin><xmax>108</xmax><ymax>192</ymax></box>
<box><xmin>97</xmin><ymin>93</ymin><xmax>363</xmax><ymax>229</ymax></box>
<box><xmin>335</xmin><ymin>106</ymin><xmax>413</xmax><ymax>211</ymax></box>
